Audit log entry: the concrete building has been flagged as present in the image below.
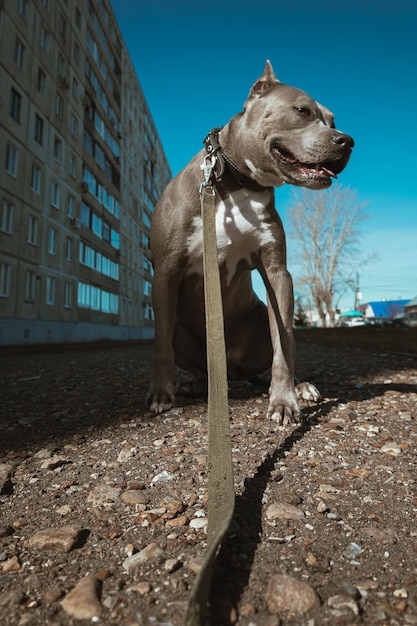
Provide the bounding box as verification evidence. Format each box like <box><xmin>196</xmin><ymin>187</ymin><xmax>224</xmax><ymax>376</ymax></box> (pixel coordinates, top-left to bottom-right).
<box><xmin>0</xmin><ymin>0</ymin><xmax>170</xmax><ymax>346</ymax></box>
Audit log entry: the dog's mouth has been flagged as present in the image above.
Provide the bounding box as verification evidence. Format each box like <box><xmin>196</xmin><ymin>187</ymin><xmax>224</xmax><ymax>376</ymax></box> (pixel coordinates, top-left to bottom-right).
<box><xmin>271</xmin><ymin>144</ymin><xmax>338</xmax><ymax>185</ymax></box>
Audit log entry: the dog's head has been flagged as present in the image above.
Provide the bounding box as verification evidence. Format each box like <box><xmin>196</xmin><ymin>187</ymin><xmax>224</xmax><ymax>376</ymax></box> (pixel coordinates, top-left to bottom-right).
<box><xmin>242</xmin><ymin>61</ymin><xmax>354</xmax><ymax>190</ymax></box>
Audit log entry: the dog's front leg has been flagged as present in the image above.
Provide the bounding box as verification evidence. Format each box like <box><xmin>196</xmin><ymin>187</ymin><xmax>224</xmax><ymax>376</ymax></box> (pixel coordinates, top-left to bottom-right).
<box><xmin>264</xmin><ymin>265</ymin><xmax>300</xmax><ymax>425</ymax></box>
<box><xmin>147</xmin><ymin>269</ymin><xmax>180</xmax><ymax>414</ymax></box>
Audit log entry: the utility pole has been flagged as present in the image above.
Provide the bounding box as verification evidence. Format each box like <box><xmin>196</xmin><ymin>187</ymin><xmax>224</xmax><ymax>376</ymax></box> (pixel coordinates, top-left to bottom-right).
<box><xmin>354</xmin><ymin>272</ymin><xmax>362</xmax><ymax>310</ymax></box>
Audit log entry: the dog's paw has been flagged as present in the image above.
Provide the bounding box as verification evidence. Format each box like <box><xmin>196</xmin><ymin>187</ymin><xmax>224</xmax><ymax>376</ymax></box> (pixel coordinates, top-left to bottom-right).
<box><xmin>296</xmin><ymin>382</ymin><xmax>321</xmax><ymax>403</ymax></box>
<box><xmin>267</xmin><ymin>393</ymin><xmax>301</xmax><ymax>426</ymax></box>
<box><xmin>146</xmin><ymin>392</ymin><xmax>175</xmax><ymax>415</ymax></box>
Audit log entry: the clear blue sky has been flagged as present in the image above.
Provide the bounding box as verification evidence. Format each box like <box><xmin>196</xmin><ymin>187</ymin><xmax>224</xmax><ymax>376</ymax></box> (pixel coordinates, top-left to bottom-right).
<box><xmin>112</xmin><ymin>0</ymin><xmax>417</xmax><ymax>310</ymax></box>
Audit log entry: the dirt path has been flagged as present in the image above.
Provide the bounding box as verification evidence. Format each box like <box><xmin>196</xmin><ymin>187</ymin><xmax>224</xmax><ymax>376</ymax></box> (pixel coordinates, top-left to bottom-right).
<box><xmin>0</xmin><ymin>340</ymin><xmax>416</xmax><ymax>625</ymax></box>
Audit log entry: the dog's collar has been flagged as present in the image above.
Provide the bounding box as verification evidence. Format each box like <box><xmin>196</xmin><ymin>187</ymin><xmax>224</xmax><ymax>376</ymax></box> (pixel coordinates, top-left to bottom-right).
<box><xmin>203</xmin><ymin>128</ymin><xmax>270</xmax><ymax>193</ymax></box>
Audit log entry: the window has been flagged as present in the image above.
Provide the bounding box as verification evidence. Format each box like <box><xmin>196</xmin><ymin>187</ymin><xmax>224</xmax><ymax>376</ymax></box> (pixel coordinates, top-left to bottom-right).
<box><xmin>9</xmin><ymin>88</ymin><xmax>22</xmax><ymax>122</ymax></box>
<box><xmin>48</xmin><ymin>227</ymin><xmax>56</xmax><ymax>254</ymax></box>
<box><xmin>53</xmin><ymin>136</ymin><xmax>62</xmax><ymax>161</ymax></box>
<box><xmin>31</xmin><ymin>164</ymin><xmax>41</xmax><ymax>193</ymax></box>
<box><xmin>59</xmin><ymin>14</ymin><xmax>67</xmax><ymax>40</ymax></box>
<box><xmin>69</xmin><ymin>154</ymin><xmax>76</xmax><ymax>177</ymax></box>
<box><xmin>70</xmin><ymin>115</ymin><xmax>78</xmax><ymax>137</ymax></box>
<box><xmin>5</xmin><ymin>144</ymin><xmax>18</xmax><ymax>177</ymax></box>
<box><xmin>14</xmin><ymin>38</ymin><xmax>25</xmax><ymax>68</ymax></box>
<box><xmin>39</xmin><ymin>25</ymin><xmax>48</xmax><ymax>51</ymax></box>
<box><xmin>81</xmin><ymin>202</ymin><xmax>91</xmax><ymax>227</ymax></box>
<box><xmin>51</xmin><ymin>182</ymin><xmax>60</xmax><ymax>208</ymax></box>
<box><xmin>18</xmin><ymin>0</ymin><xmax>27</xmax><ymax>20</ymax></box>
<box><xmin>67</xmin><ymin>195</ymin><xmax>75</xmax><ymax>218</ymax></box>
<box><xmin>37</xmin><ymin>67</ymin><xmax>46</xmax><ymax>95</ymax></box>
<box><xmin>24</xmin><ymin>270</ymin><xmax>36</xmax><ymax>302</ymax></box>
<box><xmin>66</xmin><ymin>237</ymin><xmax>73</xmax><ymax>261</ymax></box>
<box><xmin>72</xmin><ymin>77</ymin><xmax>79</xmax><ymax>98</ymax></box>
<box><xmin>34</xmin><ymin>114</ymin><xmax>44</xmax><ymax>144</ymax></box>
<box><xmin>28</xmin><ymin>216</ymin><xmax>38</xmax><ymax>245</ymax></box>
<box><xmin>102</xmin><ymin>221</ymin><xmax>111</xmax><ymax>243</ymax></box>
<box><xmin>73</xmin><ymin>42</ymin><xmax>80</xmax><ymax>65</ymax></box>
<box><xmin>55</xmin><ymin>94</ymin><xmax>63</xmax><ymax>118</ymax></box>
<box><xmin>1</xmin><ymin>202</ymin><xmax>13</xmax><ymax>234</ymax></box>
<box><xmin>144</xmin><ymin>280</ymin><xmax>152</xmax><ymax>297</ymax></box>
<box><xmin>46</xmin><ymin>276</ymin><xmax>55</xmax><ymax>305</ymax></box>
<box><xmin>64</xmin><ymin>282</ymin><xmax>73</xmax><ymax>307</ymax></box>
<box><xmin>0</xmin><ymin>263</ymin><xmax>11</xmax><ymax>298</ymax></box>
<box><xmin>92</xmin><ymin>212</ymin><xmax>102</xmax><ymax>237</ymax></box>
<box><xmin>57</xmin><ymin>53</ymin><xmax>64</xmax><ymax>77</ymax></box>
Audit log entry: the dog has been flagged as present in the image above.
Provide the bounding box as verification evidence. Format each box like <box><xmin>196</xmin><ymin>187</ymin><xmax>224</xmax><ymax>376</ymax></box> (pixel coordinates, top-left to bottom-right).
<box><xmin>147</xmin><ymin>61</ymin><xmax>353</xmax><ymax>424</ymax></box>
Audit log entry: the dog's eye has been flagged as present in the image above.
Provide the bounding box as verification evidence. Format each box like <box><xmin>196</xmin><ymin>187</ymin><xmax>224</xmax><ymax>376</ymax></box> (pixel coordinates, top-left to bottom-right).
<box><xmin>296</xmin><ymin>106</ymin><xmax>312</xmax><ymax>117</ymax></box>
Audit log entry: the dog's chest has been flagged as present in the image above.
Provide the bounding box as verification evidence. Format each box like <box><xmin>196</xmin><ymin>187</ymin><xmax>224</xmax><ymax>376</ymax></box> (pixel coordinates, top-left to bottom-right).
<box><xmin>185</xmin><ymin>190</ymin><xmax>274</xmax><ymax>281</ymax></box>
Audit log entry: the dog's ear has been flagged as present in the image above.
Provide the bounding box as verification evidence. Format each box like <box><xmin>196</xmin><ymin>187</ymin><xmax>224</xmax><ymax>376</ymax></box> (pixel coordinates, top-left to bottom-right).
<box><xmin>248</xmin><ymin>60</ymin><xmax>280</xmax><ymax>99</ymax></box>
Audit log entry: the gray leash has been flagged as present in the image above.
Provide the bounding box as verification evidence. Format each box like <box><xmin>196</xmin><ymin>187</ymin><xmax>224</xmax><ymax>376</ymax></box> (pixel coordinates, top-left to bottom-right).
<box><xmin>182</xmin><ymin>155</ymin><xmax>235</xmax><ymax>625</ymax></box>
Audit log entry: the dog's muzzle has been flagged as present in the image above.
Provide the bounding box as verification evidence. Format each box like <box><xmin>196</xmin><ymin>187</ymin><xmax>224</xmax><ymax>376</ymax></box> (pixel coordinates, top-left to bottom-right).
<box><xmin>271</xmin><ymin>132</ymin><xmax>354</xmax><ymax>189</ymax></box>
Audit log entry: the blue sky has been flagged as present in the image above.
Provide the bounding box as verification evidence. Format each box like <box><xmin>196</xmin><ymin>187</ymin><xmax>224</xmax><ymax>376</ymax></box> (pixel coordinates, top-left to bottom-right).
<box><xmin>112</xmin><ymin>0</ymin><xmax>417</xmax><ymax>310</ymax></box>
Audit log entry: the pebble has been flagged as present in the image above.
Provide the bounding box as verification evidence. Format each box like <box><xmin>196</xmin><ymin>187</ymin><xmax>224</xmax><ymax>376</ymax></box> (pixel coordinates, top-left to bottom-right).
<box><xmin>117</xmin><ymin>447</ymin><xmax>137</xmax><ymax>462</ymax></box>
<box><xmin>40</xmin><ymin>456</ymin><xmax>72</xmax><ymax>470</ymax></box>
<box><xmin>120</xmin><ymin>490</ymin><xmax>150</xmax><ymax>506</ymax></box>
<box><xmin>87</xmin><ymin>484</ymin><xmax>121</xmax><ymax>506</ymax></box>
<box><xmin>1</xmin><ymin>556</ymin><xmax>21</xmax><ymax>572</ymax></box>
<box><xmin>122</xmin><ymin>543</ymin><xmax>163</xmax><ymax>572</ymax></box>
<box><xmin>380</xmin><ymin>443</ymin><xmax>402</xmax><ymax>455</ymax></box>
<box><xmin>0</xmin><ymin>589</ymin><xmax>25</xmax><ymax>609</ymax></box>
<box><xmin>61</xmin><ymin>574</ymin><xmax>102</xmax><ymax>619</ymax></box>
<box><xmin>266</xmin><ymin>503</ymin><xmax>305</xmax><ymax>521</ymax></box>
<box><xmin>127</xmin><ymin>582</ymin><xmax>152</xmax><ymax>595</ymax></box>
<box><xmin>343</xmin><ymin>542</ymin><xmax>363</xmax><ymax>559</ymax></box>
<box><xmin>265</xmin><ymin>574</ymin><xmax>320</xmax><ymax>615</ymax></box>
<box><xmin>151</xmin><ymin>470</ymin><xmax>174</xmax><ymax>483</ymax></box>
<box><xmin>328</xmin><ymin>594</ymin><xmax>359</xmax><ymax>615</ymax></box>
<box><xmin>189</xmin><ymin>518</ymin><xmax>208</xmax><ymax>530</ymax></box>
<box><xmin>28</xmin><ymin>525</ymin><xmax>84</xmax><ymax>552</ymax></box>
<box><xmin>0</xmin><ymin>463</ymin><xmax>13</xmax><ymax>495</ymax></box>
<box><xmin>164</xmin><ymin>558</ymin><xmax>182</xmax><ymax>573</ymax></box>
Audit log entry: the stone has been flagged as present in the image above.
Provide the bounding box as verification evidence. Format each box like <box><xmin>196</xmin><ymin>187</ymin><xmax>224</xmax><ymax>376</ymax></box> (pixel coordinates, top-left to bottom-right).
<box><xmin>1</xmin><ymin>556</ymin><xmax>21</xmax><ymax>572</ymax></box>
<box><xmin>40</xmin><ymin>456</ymin><xmax>72</xmax><ymax>470</ymax></box>
<box><xmin>122</xmin><ymin>543</ymin><xmax>163</xmax><ymax>572</ymax></box>
<box><xmin>61</xmin><ymin>574</ymin><xmax>102</xmax><ymax>619</ymax></box>
<box><xmin>120</xmin><ymin>490</ymin><xmax>150</xmax><ymax>506</ymax></box>
<box><xmin>380</xmin><ymin>443</ymin><xmax>402</xmax><ymax>455</ymax></box>
<box><xmin>127</xmin><ymin>582</ymin><xmax>152</xmax><ymax>595</ymax></box>
<box><xmin>151</xmin><ymin>470</ymin><xmax>174</xmax><ymax>483</ymax></box>
<box><xmin>164</xmin><ymin>558</ymin><xmax>182</xmax><ymax>573</ymax></box>
<box><xmin>266</xmin><ymin>503</ymin><xmax>305</xmax><ymax>520</ymax></box>
<box><xmin>0</xmin><ymin>463</ymin><xmax>13</xmax><ymax>495</ymax></box>
<box><xmin>0</xmin><ymin>589</ymin><xmax>25</xmax><ymax>609</ymax></box>
<box><xmin>117</xmin><ymin>447</ymin><xmax>137</xmax><ymax>462</ymax></box>
<box><xmin>87</xmin><ymin>484</ymin><xmax>121</xmax><ymax>506</ymax></box>
<box><xmin>28</xmin><ymin>525</ymin><xmax>83</xmax><ymax>552</ymax></box>
<box><xmin>328</xmin><ymin>594</ymin><xmax>359</xmax><ymax>615</ymax></box>
<box><xmin>265</xmin><ymin>574</ymin><xmax>320</xmax><ymax>615</ymax></box>
<box><xmin>189</xmin><ymin>518</ymin><xmax>208</xmax><ymax>529</ymax></box>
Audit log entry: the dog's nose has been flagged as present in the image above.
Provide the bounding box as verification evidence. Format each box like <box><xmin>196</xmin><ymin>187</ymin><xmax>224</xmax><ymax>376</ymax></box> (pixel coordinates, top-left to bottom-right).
<box><xmin>333</xmin><ymin>133</ymin><xmax>354</xmax><ymax>149</ymax></box>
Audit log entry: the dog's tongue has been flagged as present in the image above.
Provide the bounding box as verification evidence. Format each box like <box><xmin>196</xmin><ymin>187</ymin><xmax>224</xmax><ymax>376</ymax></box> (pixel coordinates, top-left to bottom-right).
<box><xmin>321</xmin><ymin>166</ymin><xmax>337</xmax><ymax>179</ymax></box>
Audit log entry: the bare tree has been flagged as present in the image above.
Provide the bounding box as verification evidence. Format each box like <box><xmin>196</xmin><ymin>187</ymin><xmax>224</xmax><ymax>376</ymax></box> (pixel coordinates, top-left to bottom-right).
<box><xmin>287</xmin><ymin>183</ymin><xmax>369</xmax><ymax>327</ymax></box>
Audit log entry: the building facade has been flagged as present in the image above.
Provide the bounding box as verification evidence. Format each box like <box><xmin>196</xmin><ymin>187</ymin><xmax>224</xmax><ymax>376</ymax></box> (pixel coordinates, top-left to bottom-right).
<box><xmin>0</xmin><ymin>0</ymin><xmax>170</xmax><ymax>346</ymax></box>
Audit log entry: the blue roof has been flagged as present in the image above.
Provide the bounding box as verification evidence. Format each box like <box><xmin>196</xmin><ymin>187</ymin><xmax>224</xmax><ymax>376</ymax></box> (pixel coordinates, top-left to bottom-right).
<box><xmin>367</xmin><ymin>299</ymin><xmax>410</xmax><ymax>317</ymax></box>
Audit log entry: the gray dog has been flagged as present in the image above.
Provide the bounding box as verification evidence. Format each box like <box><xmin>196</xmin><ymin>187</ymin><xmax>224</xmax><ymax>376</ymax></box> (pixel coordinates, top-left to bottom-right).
<box><xmin>147</xmin><ymin>61</ymin><xmax>353</xmax><ymax>424</ymax></box>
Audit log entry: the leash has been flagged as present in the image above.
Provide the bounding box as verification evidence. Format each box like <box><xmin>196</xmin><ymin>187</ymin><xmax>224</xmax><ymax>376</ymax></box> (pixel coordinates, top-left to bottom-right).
<box><xmin>182</xmin><ymin>150</ymin><xmax>235</xmax><ymax>625</ymax></box>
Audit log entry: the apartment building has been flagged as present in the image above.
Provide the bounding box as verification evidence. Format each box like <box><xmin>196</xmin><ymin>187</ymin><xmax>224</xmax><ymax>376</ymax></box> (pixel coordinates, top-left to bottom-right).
<box><xmin>0</xmin><ymin>0</ymin><xmax>171</xmax><ymax>346</ymax></box>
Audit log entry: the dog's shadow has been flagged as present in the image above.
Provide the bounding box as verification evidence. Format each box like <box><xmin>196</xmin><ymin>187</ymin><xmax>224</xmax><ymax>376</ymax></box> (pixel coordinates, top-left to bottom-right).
<box><xmin>207</xmin><ymin>399</ymin><xmax>334</xmax><ymax>624</ymax></box>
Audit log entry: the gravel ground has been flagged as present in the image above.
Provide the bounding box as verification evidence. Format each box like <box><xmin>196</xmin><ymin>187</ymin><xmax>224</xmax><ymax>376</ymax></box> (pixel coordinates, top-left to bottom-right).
<box><xmin>0</xmin><ymin>339</ymin><xmax>416</xmax><ymax>626</ymax></box>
